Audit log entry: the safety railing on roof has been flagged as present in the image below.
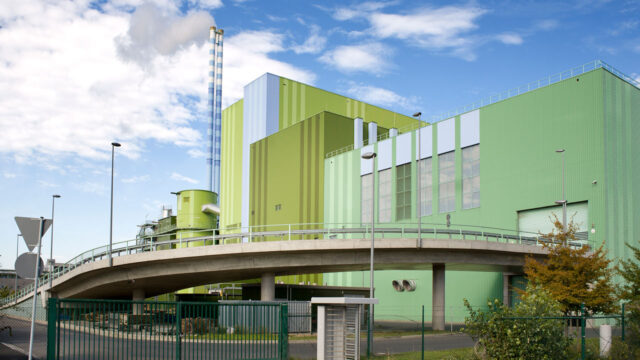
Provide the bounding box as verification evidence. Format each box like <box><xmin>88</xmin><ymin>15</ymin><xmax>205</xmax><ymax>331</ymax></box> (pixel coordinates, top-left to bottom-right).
<box><xmin>2</xmin><ymin>222</ymin><xmax>591</xmax><ymax>306</ymax></box>
<box><xmin>325</xmin><ymin>60</ymin><xmax>639</xmax><ymax>159</ymax></box>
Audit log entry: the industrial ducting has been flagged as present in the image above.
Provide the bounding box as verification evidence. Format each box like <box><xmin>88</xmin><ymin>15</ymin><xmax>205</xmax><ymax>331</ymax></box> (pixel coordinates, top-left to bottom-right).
<box><xmin>392</xmin><ymin>280</ymin><xmax>404</xmax><ymax>292</ymax></box>
<box><xmin>402</xmin><ymin>280</ymin><xmax>417</xmax><ymax>292</ymax></box>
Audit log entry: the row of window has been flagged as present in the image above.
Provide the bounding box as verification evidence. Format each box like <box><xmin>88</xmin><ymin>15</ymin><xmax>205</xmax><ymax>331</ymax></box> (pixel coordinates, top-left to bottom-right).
<box><xmin>361</xmin><ymin>144</ymin><xmax>480</xmax><ymax>222</ymax></box>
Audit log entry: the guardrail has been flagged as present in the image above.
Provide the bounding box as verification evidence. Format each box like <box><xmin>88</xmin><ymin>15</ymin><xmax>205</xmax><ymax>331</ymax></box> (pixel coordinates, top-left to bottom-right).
<box><xmin>2</xmin><ymin>222</ymin><xmax>590</xmax><ymax>306</ymax></box>
<box><xmin>325</xmin><ymin>59</ymin><xmax>640</xmax><ymax>159</ymax></box>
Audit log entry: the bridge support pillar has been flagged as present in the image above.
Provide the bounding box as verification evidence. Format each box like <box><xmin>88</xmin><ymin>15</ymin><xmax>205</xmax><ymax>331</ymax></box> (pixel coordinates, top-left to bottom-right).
<box><xmin>133</xmin><ymin>289</ymin><xmax>145</xmax><ymax>315</ymax></box>
<box><xmin>261</xmin><ymin>273</ymin><xmax>275</xmax><ymax>301</ymax></box>
<box><xmin>432</xmin><ymin>264</ymin><xmax>445</xmax><ymax>331</ymax></box>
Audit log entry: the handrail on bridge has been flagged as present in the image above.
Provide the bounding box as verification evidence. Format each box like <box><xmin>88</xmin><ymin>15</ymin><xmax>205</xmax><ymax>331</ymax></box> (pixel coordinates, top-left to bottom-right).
<box><xmin>2</xmin><ymin>222</ymin><xmax>590</xmax><ymax>306</ymax></box>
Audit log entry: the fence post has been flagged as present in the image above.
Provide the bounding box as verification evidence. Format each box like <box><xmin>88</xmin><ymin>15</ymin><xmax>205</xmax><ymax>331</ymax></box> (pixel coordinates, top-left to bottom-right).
<box><xmin>280</xmin><ymin>303</ymin><xmax>289</xmax><ymax>360</ymax></box>
<box><xmin>47</xmin><ymin>297</ymin><xmax>58</xmax><ymax>360</ymax></box>
<box><xmin>176</xmin><ymin>302</ymin><xmax>182</xmax><ymax>360</ymax></box>
<box><xmin>581</xmin><ymin>303</ymin><xmax>586</xmax><ymax>360</ymax></box>
<box><xmin>622</xmin><ymin>303</ymin><xmax>626</xmax><ymax>341</ymax></box>
<box><xmin>421</xmin><ymin>305</ymin><xmax>425</xmax><ymax>360</ymax></box>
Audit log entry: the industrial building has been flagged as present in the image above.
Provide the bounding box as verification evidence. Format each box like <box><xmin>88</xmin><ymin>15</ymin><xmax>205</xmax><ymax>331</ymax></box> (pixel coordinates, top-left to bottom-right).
<box><xmin>139</xmin><ymin>60</ymin><xmax>639</xmax><ymax>323</ymax></box>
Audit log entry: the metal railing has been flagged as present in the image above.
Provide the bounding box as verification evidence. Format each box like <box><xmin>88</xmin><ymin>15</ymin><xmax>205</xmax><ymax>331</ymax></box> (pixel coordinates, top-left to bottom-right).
<box><xmin>325</xmin><ymin>60</ymin><xmax>640</xmax><ymax>159</ymax></box>
<box><xmin>47</xmin><ymin>298</ymin><xmax>288</xmax><ymax>360</ymax></box>
<box><xmin>2</xmin><ymin>222</ymin><xmax>591</xmax><ymax>306</ymax></box>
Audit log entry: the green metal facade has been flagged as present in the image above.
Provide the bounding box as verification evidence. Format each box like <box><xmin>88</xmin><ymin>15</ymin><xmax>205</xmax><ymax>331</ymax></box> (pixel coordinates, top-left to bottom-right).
<box><xmin>219</xmin><ymin>75</ymin><xmax>419</xmax><ymax>234</ymax></box>
<box><xmin>323</xmin><ymin>68</ymin><xmax>640</xmax><ymax>321</ymax></box>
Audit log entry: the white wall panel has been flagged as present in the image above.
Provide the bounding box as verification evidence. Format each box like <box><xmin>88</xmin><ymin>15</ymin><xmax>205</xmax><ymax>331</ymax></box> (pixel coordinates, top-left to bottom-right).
<box><xmin>377</xmin><ymin>139</ymin><xmax>392</xmax><ymax>170</ymax></box>
<box><xmin>395</xmin><ymin>132</ymin><xmax>412</xmax><ymax>165</ymax></box>
<box><xmin>354</xmin><ymin>117</ymin><xmax>363</xmax><ymax>149</ymax></box>
<box><xmin>368</xmin><ymin>122</ymin><xmax>378</xmax><ymax>145</ymax></box>
<box><xmin>437</xmin><ymin>118</ymin><xmax>455</xmax><ymax>154</ymax></box>
<box><xmin>360</xmin><ymin>145</ymin><xmax>375</xmax><ymax>175</ymax></box>
<box><xmin>415</xmin><ymin>126</ymin><xmax>433</xmax><ymax>159</ymax></box>
<box><xmin>460</xmin><ymin>110</ymin><xmax>480</xmax><ymax>148</ymax></box>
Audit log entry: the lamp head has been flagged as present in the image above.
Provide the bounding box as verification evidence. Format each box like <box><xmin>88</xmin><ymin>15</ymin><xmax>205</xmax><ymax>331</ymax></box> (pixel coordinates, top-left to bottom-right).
<box><xmin>53</xmin><ymin>194</ymin><xmax>61</xmax><ymax>198</ymax></box>
<box><xmin>412</xmin><ymin>112</ymin><xmax>422</xmax><ymax>118</ymax></box>
<box><xmin>361</xmin><ymin>152</ymin><xmax>377</xmax><ymax>159</ymax></box>
<box><xmin>554</xmin><ymin>200</ymin><xmax>567</xmax><ymax>205</ymax></box>
<box><xmin>556</xmin><ymin>148</ymin><xmax>565</xmax><ymax>153</ymax></box>
<box><xmin>111</xmin><ymin>142</ymin><xmax>121</xmax><ymax>147</ymax></box>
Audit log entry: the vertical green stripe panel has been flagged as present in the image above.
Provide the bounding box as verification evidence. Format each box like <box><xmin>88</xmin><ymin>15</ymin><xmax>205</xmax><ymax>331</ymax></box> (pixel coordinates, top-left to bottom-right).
<box><xmin>220</xmin><ymin>100</ymin><xmax>244</xmax><ymax>232</ymax></box>
<box><xmin>603</xmin><ymin>70</ymin><xmax>640</xmax><ymax>263</ymax></box>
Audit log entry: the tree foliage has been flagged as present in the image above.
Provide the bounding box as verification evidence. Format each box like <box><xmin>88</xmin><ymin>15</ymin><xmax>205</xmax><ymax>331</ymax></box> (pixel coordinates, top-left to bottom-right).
<box><xmin>523</xmin><ymin>217</ymin><xmax>617</xmax><ymax>314</ymax></box>
<box><xmin>617</xmin><ymin>243</ymin><xmax>640</xmax><ymax>351</ymax></box>
<box><xmin>464</xmin><ymin>285</ymin><xmax>571</xmax><ymax>360</ymax></box>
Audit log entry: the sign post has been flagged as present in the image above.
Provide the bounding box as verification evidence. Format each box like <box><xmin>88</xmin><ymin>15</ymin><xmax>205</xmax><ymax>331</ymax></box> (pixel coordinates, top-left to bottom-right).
<box><xmin>15</xmin><ymin>216</ymin><xmax>52</xmax><ymax>360</ymax></box>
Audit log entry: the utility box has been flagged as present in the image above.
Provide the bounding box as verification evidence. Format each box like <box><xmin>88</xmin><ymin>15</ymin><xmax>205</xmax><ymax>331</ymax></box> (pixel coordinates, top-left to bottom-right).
<box><xmin>311</xmin><ymin>297</ymin><xmax>378</xmax><ymax>360</ymax></box>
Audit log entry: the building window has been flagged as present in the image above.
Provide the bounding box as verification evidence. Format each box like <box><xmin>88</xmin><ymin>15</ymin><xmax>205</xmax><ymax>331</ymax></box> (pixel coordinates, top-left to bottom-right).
<box><xmin>396</xmin><ymin>164</ymin><xmax>412</xmax><ymax>220</ymax></box>
<box><xmin>462</xmin><ymin>145</ymin><xmax>480</xmax><ymax>209</ymax></box>
<box><xmin>361</xmin><ymin>174</ymin><xmax>373</xmax><ymax>224</ymax></box>
<box><xmin>378</xmin><ymin>169</ymin><xmax>391</xmax><ymax>222</ymax></box>
<box><xmin>439</xmin><ymin>151</ymin><xmax>455</xmax><ymax>213</ymax></box>
<box><xmin>419</xmin><ymin>158</ymin><xmax>433</xmax><ymax>216</ymax></box>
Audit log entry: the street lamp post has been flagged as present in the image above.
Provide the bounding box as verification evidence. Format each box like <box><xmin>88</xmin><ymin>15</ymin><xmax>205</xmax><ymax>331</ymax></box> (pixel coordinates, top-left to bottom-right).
<box><xmin>109</xmin><ymin>142</ymin><xmax>121</xmax><ymax>267</ymax></box>
<box><xmin>361</xmin><ymin>151</ymin><xmax>376</xmax><ymax>358</ymax></box>
<box><xmin>49</xmin><ymin>194</ymin><xmax>60</xmax><ymax>289</ymax></box>
<box><xmin>555</xmin><ymin>149</ymin><xmax>567</xmax><ymax>234</ymax></box>
<box><xmin>413</xmin><ymin>112</ymin><xmax>422</xmax><ymax>247</ymax></box>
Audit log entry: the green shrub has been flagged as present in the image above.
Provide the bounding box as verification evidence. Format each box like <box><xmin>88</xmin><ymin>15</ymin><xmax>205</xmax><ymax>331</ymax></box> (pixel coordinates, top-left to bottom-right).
<box><xmin>463</xmin><ymin>286</ymin><xmax>571</xmax><ymax>360</ymax></box>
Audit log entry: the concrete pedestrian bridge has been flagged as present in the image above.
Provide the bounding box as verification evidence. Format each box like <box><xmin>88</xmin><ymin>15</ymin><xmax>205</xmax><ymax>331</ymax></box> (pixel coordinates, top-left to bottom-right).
<box><xmin>3</xmin><ymin>224</ymin><xmax>572</xmax><ymax>329</ymax></box>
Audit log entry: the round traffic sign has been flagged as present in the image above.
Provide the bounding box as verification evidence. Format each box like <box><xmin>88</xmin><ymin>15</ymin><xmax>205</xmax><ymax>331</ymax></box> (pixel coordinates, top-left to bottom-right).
<box><xmin>15</xmin><ymin>252</ymin><xmax>44</xmax><ymax>279</ymax></box>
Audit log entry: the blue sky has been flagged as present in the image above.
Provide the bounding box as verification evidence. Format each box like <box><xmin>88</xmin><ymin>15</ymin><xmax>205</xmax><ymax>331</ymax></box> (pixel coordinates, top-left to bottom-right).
<box><xmin>0</xmin><ymin>0</ymin><xmax>638</xmax><ymax>268</ymax></box>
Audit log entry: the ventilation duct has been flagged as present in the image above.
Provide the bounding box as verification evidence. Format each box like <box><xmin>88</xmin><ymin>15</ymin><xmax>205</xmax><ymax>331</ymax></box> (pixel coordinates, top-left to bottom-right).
<box><xmin>392</xmin><ymin>280</ymin><xmax>404</xmax><ymax>292</ymax></box>
<box><xmin>402</xmin><ymin>279</ymin><xmax>417</xmax><ymax>292</ymax></box>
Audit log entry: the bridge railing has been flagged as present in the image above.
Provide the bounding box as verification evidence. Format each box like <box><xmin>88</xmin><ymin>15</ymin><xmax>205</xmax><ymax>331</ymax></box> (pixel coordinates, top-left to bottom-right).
<box><xmin>2</xmin><ymin>223</ymin><xmax>591</xmax><ymax>306</ymax></box>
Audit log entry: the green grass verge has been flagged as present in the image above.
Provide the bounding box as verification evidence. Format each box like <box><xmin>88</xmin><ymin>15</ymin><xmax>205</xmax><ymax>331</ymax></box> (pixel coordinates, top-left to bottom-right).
<box><xmin>367</xmin><ymin>347</ymin><xmax>473</xmax><ymax>359</ymax></box>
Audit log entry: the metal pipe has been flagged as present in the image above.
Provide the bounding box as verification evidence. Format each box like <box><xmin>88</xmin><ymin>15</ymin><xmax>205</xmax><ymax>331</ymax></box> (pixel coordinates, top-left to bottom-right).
<box><xmin>15</xmin><ymin>234</ymin><xmax>20</xmax><ymax>300</ymax></box>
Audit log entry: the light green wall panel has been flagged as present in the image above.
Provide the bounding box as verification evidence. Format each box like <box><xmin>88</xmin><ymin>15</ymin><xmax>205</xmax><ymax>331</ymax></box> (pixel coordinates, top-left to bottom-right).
<box><xmin>220</xmin><ymin>99</ymin><xmax>243</xmax><ymax>232</ymax></box>
<box><xmin>323</xmin><ymin>68</ymin><xmax>632</xmax><ymax>322</ymax></box>
<box><xmin>279</xmin><ymin>77</ymin><xmax>420</xmax><ymax>135</ymax></box>
<box><xmin>603</xmin><ymin>70</ymin><xmax>640</xmax><ymax>262</ymax></box>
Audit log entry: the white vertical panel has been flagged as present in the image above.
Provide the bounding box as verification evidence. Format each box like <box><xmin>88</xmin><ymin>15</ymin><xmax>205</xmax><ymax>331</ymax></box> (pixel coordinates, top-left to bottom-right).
<box><xmin>395</xmin><ymin>132</ymin><xmax>412</xmax><ymax>165</ymax></box>
<box><xmin>360</xmin><ymin>145</ymin><xmax>374</xmax><ymax>175</ymax></box>
<box><xmin>368</xmin><ymin>122</ymin><xmax>377</xmax><ymax>145</ymax></box>
<box><xmin>415</xmin><ymin>126</ymin><xmax>433</xmax><ymax>159</ymax></box>
<box><xmin>437</xmin><ymin>118</ymin><xmax>455</xmax><ymax>154</ymax></box>
<box><xmin>460</xmin><ymin>110</ymin><xmax>480</xmax><ymax>147</ymax></box>
<box><xmin>241</xmin><ymin>73</ymin><xmax>280</xmax><ymax>228</ymax></box>
<box><xmin>377</xmin><ymin>139</ymin><xmax>392</xmax><ymax>170</ymax></box>
<box><xmin>389</xmin><ymin>128</ymin><xmax>398</xmax><ymax>137</ymax></box>
<box><xmin>354</xmin><ymin>117</ymin><xmax>363</xmax><ymax>149</ymax></box>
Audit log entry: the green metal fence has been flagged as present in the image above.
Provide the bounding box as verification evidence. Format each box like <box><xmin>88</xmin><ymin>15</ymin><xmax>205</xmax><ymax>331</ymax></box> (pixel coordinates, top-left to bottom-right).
<box><xmin>47</xmin><ymin>298</ymin><xmax>288</xmax><ymax>360</ymax></box>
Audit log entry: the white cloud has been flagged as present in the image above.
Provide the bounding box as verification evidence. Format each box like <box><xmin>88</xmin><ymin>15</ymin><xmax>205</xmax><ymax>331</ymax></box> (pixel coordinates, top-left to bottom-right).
<box><xmin>292</xmin><ymin>25</ymin><xmax>327</xmax><ymax>55</ymax></box>
<box><xmin>0</xmin><ymin>1</ymin><xmax>315</xmax><ymax>165</ymax></box>
<box><xmin>170</xmin><ymin>172</ymin><xmax>199</xmax><ymax>184</ymax></box>
<box><xmin>368</xmin><ymin>5</ymin><xmax>486</xmax><ymax>60</ymax></box>
<box><xmin>333</xmin><ymin>1</ymin><xmax>395</xmax><ymax>21</ymax></box>
<box><xmin>320</xmin><ymin>43</ymin><xmax>391</xmax><ymax>74</ymax></box>
<box><xmin>3</xmin><ymin>172</ymin><xmax>16</xmax><ymax>179</ymax></box>
<box><xmin>38</xmin><ymin>180</ymin><xmax>58</xmax><ymax>188</ymax></box>
<box><xmin>122</xmin><ymin>174</ymin><xmax>150</xmax><ymax>183</ymax></box>
<box><xmin>187</xmin><ymin>148</ymin><xmax>208</xmax><ymax>158</ymax></box>
<box><xmin>116</xmin><ymin>3</ymin><xmax>214</xmax><ymax>65</ymax></box>
<box><xmin>346</xmin><ymin>84</ymin><xmax>418</xmax><ymax>110</ymax></box>
<box><xmin>496</xmin><ymin>33</ymin><xmax>523</xmax><ymax>45</ymax></box>
<box><xmin>75</xmin><ymin>181</ymin><xmax>107</xmax><ymax>195</ymax></box>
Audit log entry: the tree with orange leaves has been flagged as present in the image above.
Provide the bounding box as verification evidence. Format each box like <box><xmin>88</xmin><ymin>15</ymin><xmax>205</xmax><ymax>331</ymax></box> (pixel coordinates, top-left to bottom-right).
<box><xmin>523</xmin><ymin>217</ymin><xmax>617</xmax><ymax>315</ymax></box>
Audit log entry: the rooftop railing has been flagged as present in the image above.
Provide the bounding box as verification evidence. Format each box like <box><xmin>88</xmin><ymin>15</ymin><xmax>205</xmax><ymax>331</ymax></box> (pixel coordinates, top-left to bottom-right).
<box><xmin>1</xmin><ymin>222</ymin><xmax>591</xmax><ymax>306</ymax></box>
<box><xmin>326</xmin><ymin>60</ymin><xmax>639</xmax><ymax>159</ymax></box>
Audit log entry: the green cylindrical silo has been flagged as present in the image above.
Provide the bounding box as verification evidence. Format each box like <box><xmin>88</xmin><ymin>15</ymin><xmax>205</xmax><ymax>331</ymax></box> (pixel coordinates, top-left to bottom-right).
<box><xmin>175</xmin><ymin>189</ymin><xmax>218</xmax><ymax>248</ymax></box>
